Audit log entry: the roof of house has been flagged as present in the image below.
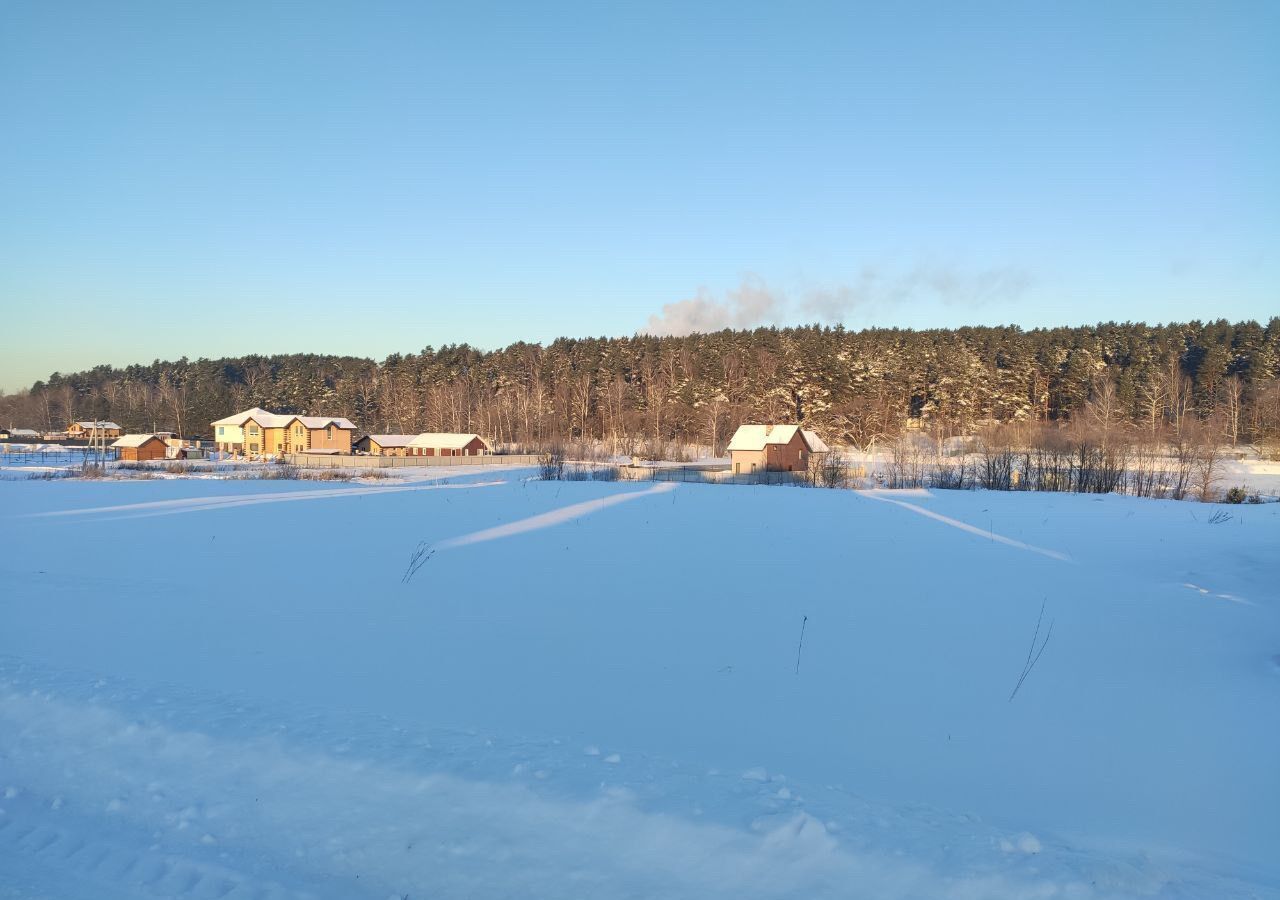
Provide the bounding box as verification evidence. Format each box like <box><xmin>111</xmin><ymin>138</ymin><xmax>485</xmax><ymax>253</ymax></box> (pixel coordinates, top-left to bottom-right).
<box><xmin>10</xmin><ymin>428</ymin><xmax>40</xmax><ymax>436</ymax></box>
<box><xmin>727</xmin><ymin>424</ymin><xmax>827</xmax><ymax>453</ymax></box>
<box><xmin>111</xmin><ymin>433</ymin><xmax>165</xmax><ymax>448</ymax></box>
<box><xmin>211</xmin><ymin>408</ymin><xmax>355</xmax><ymax>430</ymax></box>
<box><xmin>407</xmin><ymin>432</ymin><xmax>492</xmax><ymax>450</ymax></box>
<box><xmin>291</xmin><ymin>415</ymin><xmax>356</xmax><ymax>430</ymax></box>
<box><xmin>74</xmin><ymin>421</ymin><xmax>121</xmax><ymax>430</ymax></box>
<box><xmin>212</xmin><ymin>407</ymin><xmax>287</xmax><ymax>427</ymax></box>
<box><xmin>364</xmin><ymin>434</ymin><xmax>416</xmax><ymax>448</ymax></box>
<box><xmin>802</xmin><ymin>430</ymin><xmax>830</xmax><ymax>453</ymax></box>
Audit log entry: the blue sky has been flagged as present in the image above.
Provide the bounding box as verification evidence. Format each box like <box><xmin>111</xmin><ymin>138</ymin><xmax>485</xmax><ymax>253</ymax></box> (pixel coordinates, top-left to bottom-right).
<box><xmin>1</xmin><ymin>1</ymin><xmax>1276</xmax><ymax>390</ymax></box>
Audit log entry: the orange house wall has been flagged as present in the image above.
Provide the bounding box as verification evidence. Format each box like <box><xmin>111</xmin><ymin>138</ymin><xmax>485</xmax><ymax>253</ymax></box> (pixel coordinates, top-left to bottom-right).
<box><xmin>119</xmin><ymin>439</ymin><xmax>167</xmax><ymax>461</ymax></box>
<box><xmin>307</xmin><ymin>427</ymin><xmax>352</xmax><ymax>452</ymax></box>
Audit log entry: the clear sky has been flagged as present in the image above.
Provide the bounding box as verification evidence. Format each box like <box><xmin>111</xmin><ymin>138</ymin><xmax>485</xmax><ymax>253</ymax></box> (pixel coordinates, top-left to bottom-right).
<box><xmin>1</xmin><ymin>1</ymin><xmax>1276</xmax><ymax>390</ymax></box>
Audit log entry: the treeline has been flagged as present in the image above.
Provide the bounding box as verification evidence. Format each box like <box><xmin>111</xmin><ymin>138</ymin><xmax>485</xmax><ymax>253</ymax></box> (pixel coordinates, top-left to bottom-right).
<box><xmin>3</xmin><ymin>319</ymin><xmax>1279</xmax><ymax>453</ymax></box>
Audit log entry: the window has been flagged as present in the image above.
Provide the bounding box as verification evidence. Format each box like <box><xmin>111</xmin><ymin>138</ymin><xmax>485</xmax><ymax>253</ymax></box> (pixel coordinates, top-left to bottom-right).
<box><xmin>327</xmin><ymin>425</ymin><xmax>333</xmax><ymax>439</ymax></box>
<box><xmin>217</xmin><ymin>426</ymin><xmax>224</xmax><ymax>436</ymax></box>
<box><xmin>248</xmin><ymin>425</ymin><xmax>259</xmax><ymax>436</ymax></box>
<box><xmin>250</xmin><ymin>442</ymin><xmax>259</xmax><ymax>452</ymax></box>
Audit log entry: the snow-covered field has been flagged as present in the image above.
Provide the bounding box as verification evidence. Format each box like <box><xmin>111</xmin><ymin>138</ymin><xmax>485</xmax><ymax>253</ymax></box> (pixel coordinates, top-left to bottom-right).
<box><xmin>1</xmin><ymin>472</ymin><xmax>1277</xmax><ymax>899</ymax></box>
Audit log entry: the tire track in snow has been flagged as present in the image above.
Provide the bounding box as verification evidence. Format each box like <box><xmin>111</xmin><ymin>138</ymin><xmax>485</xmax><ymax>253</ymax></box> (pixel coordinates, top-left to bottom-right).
<box><xmin>1182</xmin><ymin>582</ymin><xmax>1254</xmax><ymax>606</ymax></box>
<box><xmin>436</xmin><ymin>481</ymin><xmax>678</xmax><ymax>550</ymax></box>
<box><xmin>857</xmin><ymin>491</ymin><xmax>1071</xmax><ymax>562</ymax></box>
<box><xmin>28</xmin><ymin>480</ymin><xmax>506</xmax><ymax>521</ymax></box>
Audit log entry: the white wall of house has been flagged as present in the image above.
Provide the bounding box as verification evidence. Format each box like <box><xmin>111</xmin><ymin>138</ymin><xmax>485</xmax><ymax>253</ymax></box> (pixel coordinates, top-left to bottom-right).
<box><xmin>215</xmin><ymin>424</ymin><xmax>244</xmax><ymax>447</ymax></box>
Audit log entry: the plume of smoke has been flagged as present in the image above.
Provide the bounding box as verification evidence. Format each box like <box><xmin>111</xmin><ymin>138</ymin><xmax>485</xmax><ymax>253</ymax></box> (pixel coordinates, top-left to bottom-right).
<box><xmin>798</xmin><ymin>262</ymin><xmax>1029</xmax><ymax>322</ymax></box>
<box><xmin>643</xmin><ymin>278</ymin><xmax>786</xmax><ymax>336</ymax></box>
<box><xmin>643</xmin><ymin>264</ymin><xmax>1032</xmax><ymax>336</ymax></box>
<box><xmin>801</xmin><ymin>264</ymin><xmax>1032</xmax><ymax>321</ymax></box>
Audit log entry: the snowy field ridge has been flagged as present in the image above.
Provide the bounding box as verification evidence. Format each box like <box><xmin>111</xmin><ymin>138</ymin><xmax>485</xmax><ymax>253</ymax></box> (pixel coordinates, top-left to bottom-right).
<box><xmin>1</xmin><ymin>473</ymin><xmax>1277</xmax><ymax>898</ymax></box>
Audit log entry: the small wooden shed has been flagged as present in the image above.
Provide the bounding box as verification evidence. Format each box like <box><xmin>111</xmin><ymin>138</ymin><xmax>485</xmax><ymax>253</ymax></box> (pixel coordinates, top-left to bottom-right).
<box><xmin>112</xmin><ymin>434</ymin><xmax>169</xmax><ymax>462</ymax></box>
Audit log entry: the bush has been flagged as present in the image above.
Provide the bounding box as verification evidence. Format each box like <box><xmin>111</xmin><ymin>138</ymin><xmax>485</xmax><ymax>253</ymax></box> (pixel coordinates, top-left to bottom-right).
<box><xmin>28</xmin><ymin>469</ymin><xmax>77</xmax><ymax>480</ymax></box>
<box><xmin>538</xmin><ymin>449</ymin><xmax>565</xmax><ymax>480</ymax></box>
<box><xmin>816</xmin><ymin>453</ymin><xmax>850</xmax><ymax>488</ymax></box>
<box><xmin>306</xmin><ymin>469</ymin><xmax>353</xmax><ymax>481</ymax></box>
<box><xmin>561</xmin><ymin>463</ymin><xmax>621</xmax><ymax>481</ymax></box>
<box><xmin>1224</xmin><ymin>486</ymin><xmax>1248</xmax><ymax>504</ymax></box>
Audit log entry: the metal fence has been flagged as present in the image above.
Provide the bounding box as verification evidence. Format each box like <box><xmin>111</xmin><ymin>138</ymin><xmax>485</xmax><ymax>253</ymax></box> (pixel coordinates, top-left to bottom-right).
<box><xmin>619</xmin><ymin>465</ymin><xmax>815</xmax><ymax>487</ymax></box>
<box><xmin>281</xmin><ymin>453</ymin><xmax>542</xmax><ymax>469</ymax></box>
<box><xmin>0</xmin><ymin>447</ymin><xmax>118</xmax><ymax>468</ymax></box>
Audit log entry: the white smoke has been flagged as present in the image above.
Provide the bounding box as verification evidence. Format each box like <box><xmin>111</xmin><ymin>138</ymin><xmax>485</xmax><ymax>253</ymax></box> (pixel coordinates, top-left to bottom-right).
<box><xmin>642</xmin><ymin>265</ymin><xmax>1033</xmax><ymax>336</ymax></box>
<box><xmin>642</xmin><ymin>278</ymin><xmax>786</xmax><ymax>336</ymax></box>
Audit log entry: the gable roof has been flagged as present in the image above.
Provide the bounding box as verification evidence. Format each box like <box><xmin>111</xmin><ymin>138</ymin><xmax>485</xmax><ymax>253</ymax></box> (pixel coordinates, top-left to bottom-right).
<box><xmin>408</xmin><ymin>432</ymin><xmax>492</xmax><ymax>450</ymax></box>
<box><xmin>727</xmin><ymin>424</ymin><xmax>826</xmax><ymax>453</ymax></box>
<box><xmin>112</xmin><ymin>433</ymin><xmax>165</xmax><ymax>448</ymax></box>
<box><xmin>73</xmin><ymin>421</ymin><xmax>121</xmax><ymax>430</ymax></box>
<box><xmin>211</xmin><ymin>408</ymin><xmax>355</xmax><ymax>430</ymax></box>
<box><xmin>363</xmin><ymin>434</ymin><xmax>416</xmax><ymax>448</ymax></box>
<box><xmin>802</xmin><ymin>430</ymin><xmax>830</xmax><ymax>453</ymax></box>
<box><xmin>290</xmin><ymin>415</ymin><xmax>356</xmax><ymax>430</ymax></box>
<box><xmin>212</xmin><ymin>407</ymin><xmax>289</xmax><ymax>427</ymax></box>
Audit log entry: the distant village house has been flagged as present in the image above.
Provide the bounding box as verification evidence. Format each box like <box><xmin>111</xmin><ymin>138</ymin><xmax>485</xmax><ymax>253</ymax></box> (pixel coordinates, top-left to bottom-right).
<box><xmin>726</xmin><ymin>424</ymin><xmax>828</xmax><ymax>474</ymax></box>
<box><xmin>67</xmin><ymin>421</ymin><xmax>122</xmax><ymax>439</ymax></box>
<box><xmin>211</xmin><ymin>408</ymin><xmax>356</xmax><ymax>456</ymax></box>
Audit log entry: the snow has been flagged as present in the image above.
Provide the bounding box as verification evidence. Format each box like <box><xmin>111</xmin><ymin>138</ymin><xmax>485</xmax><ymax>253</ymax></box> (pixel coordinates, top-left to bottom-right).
<box><xmin>727</xmin><ymin>424</ymin><xmax>828</xmax><ymax>454</ymax></box>
<box><xmin>210</xmin><ymin>408</ymin><xmax>355</xmax><ymax>430</ymax></box>
<box><xmin>802</xmin><ymin>429</ymin><xmax>829</xmax><ymax>453</ymax></box>
<box><xmin>845</xmin><ymin>445</ymin><xmax>1280</xmax><ymax>501</ymax></box>
<box><xmin>363</xmin><ymin>434</ymin><xmax>416</xmax><ymax>448</ymax></box>
<box><xmin>110</xmin><ymin>434</ymin><xmax>164</xmax><ymax>448</ymax></box>
<box><xmin>727</xmin><ymin>423</ymin><xmax>802</xmax><ymax>451</ymax></box>
<box><xmin>211</xmin><ymin>407</ymin><xmax>290</xmax><ymax>427</ymax></box>
<box><xmin>294</xmin><ymin>415</ymin><xmax>356</xmax><ymax>430</ymax></box>
<box><xmin>1</xmin><ymin>474</ymin><xmax>1277</xmax><ymax>898</ymax></box>
<box><xmin>407</xmin><ymin>432</ymin><xmax>493</xmax><ymax>450</ymax></box>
